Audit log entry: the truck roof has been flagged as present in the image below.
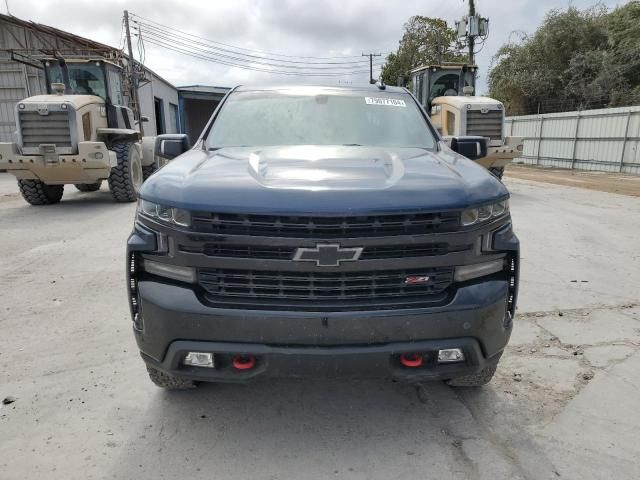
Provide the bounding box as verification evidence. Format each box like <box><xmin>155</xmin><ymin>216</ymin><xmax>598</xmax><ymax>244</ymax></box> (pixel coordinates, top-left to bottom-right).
<box><xmin>233</xmin><ymin>84</ymin><xmax>408</xmax><ymax>94</ymax></box>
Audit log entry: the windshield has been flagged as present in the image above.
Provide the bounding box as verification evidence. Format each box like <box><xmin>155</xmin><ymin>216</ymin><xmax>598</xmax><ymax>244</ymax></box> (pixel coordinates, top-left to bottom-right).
<box><xmin>47</xmin><ymin>63</ymin><xmax>107</xmax><ymax>99</ymax></box>
<box><xmin>206</xmin><ymin>89</ymin><xmax>436</xmax><ymax>149</ymax></box>
<box><xmin>429</xmin><ymin>71</ymin><xmax>475</xmax><ymax>103</ymax></box>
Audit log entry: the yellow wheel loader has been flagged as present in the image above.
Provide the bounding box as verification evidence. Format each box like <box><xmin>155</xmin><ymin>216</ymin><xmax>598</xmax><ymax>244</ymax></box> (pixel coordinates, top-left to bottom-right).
<box><xmin>410</xmin><ymin>64</ymin><xmax>523</xmax><ymax>181</ymax></box>
<box><xmin>0</xmin><ymin>57</ymin><xmax>156</xmax><ymax>205</ymax></box>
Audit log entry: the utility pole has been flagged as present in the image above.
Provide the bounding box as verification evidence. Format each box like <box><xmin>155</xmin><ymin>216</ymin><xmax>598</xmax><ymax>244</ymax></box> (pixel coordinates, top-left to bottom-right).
<box><xmin>124</xmin><ymin>10</ymin><xmax>144</xmax><ymax>135</ymax></box>
<box><xmin>468</xmin><ymin>0</ymin><xmax>476</xmax><ymax>65</ymax></box>
<box><xmin>455</xmin><ymin>1</ymin><xmax>488</xmax><ymax>67</ymax></box>
<box><xmin>362</xmin><ymin>52</ymin><xmax>381</xmax><ymax>84</ymax></box>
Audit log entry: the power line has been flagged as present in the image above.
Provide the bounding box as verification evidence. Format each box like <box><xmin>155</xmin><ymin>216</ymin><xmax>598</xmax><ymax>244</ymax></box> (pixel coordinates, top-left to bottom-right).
<box><xmin>137</xmin><ymin>35</ymin><xmax>379</xmax><ymax>77</ymax></box>
<box><xmin>137</xmin><ymin>30</ymin><xmax>384</xmax><ymax>75</ymax></box>
<box><xmin>130</xmin><ymin>12</ymin><xmax>393</xmax><ymax>63</ymax></box>
<box><xmin>135</xmin><ymin>24</ymin><xmax>384</xmax><ymax>71</ymax></box>
<box><xmin>128</xmin><ymin>11</ymin><xmax>385</xmax><ymax>78</ymax></box>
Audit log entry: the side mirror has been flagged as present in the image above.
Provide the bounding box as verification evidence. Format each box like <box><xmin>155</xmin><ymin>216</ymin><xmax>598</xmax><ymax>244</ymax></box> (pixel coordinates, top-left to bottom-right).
<box><xmin>155</xmin><ymin>134</ymin><xmax>190</xmax><ymax>160</ymax></box>
<box><xmin>450</xmin><ymin>136</ymin><xmax>488</xmax><ymax>161</ymax></box>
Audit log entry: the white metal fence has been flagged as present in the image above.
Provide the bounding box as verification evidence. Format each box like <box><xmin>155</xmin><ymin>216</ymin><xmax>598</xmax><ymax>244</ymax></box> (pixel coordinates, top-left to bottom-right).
<box><xmin>505</xmin><ymin>106</ymin><xmax>640</xmax><ymax>175</ymax></box>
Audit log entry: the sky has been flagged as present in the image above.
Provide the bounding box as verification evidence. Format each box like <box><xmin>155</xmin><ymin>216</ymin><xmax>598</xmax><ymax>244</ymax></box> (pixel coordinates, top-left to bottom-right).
<box><xmin>3</xmin><ymin>0</ymin><xmax>626</xmax><ymax>93</ymax></box>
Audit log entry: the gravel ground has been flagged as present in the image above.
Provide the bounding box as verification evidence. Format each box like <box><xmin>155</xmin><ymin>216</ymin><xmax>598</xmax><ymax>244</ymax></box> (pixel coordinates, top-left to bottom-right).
<box><xmin>0</xmin><ymin>169</ymin><xmax>639</xmax><ymax>480</ymax></box>
<box><xmin>507</xmin><ymin>164</ymin><xmax>640</xmax><ymax>197</ymax></box>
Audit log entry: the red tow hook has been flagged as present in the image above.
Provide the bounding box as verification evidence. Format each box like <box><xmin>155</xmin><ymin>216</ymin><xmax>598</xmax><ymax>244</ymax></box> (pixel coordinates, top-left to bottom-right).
<box><xmin>399</xmin><ymin>353</ymin><xmax>424</xmax><ymax>368</ymax></box>
<box><xmin>232</xmin><ymin>355</ymin><xmax>256</xmax><ymax>370</ymax></box>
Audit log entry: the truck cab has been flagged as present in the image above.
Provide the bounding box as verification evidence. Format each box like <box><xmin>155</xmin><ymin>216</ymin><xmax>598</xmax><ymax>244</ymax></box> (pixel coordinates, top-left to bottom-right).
<box><xmin>411</xmin><ymin>63</ymin><xmax>478</xmax><ymax>110</ymax></box>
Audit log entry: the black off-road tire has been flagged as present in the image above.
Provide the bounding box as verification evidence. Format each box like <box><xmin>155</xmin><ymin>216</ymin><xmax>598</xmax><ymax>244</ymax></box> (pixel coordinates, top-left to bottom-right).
<box><xmin>142</xmin><ymin>164</ymin><xmax>156</xmax><ymax>181</ymax></box>
<box><xmin>446</xmin><ymin>365</ymin><xmax>497</xmax><ymax>387</ymax></box>
<box><xmin>74</xmin><ymin>181</ymin><xmax>102</xmax><ymax>192</ymax></box>
<box><xmin>108</xmin><ymin>142</ymin><xmax>143</xmax><ymax>203</ymax></box>
<box><xmin>17</xmin><ymin>179</ymin><xmax>64</xmax><ymax>205</ymax></box>
<box><xmin>146</xmin><ymin>365</ymin><xmax>197</xmax><ymax>390</ymax></box>
<box><xmin>489</xmin><ymin>167</ymin><xmax>504</xmax><ymax>181</ymax></box>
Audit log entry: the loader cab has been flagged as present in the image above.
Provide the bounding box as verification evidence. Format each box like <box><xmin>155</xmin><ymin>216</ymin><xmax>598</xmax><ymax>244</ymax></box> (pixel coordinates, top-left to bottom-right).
<box><xmin>45</xmin><ymin>60</ymin><xmax>107</xmax><ymax>98</ymax></box>
<box><xmin>411</xmin><ymin>64</ymin><xmax>477</xmax><ymax>111</ymax></box>
<box><xmin>43</xmin><ymin>59</ymin><xmax>133</xmax><ymax>130</ymax></box>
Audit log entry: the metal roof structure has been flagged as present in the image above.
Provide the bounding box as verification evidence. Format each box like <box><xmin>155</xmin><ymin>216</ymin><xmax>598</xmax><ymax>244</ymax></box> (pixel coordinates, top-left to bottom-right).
<box><xmin>0</xmin><ymin>12</ymin><xmax>116</xmax><ymax>55</ymax></box>
<box><xmin>177</xmin><ymin>85</ymin><xmax>231</xmax><ymax>95</ymax></box>
<box><xmin>0</xmin><ymin>13</ymin><xmax>177</xmax><ymax>89</ymax></box>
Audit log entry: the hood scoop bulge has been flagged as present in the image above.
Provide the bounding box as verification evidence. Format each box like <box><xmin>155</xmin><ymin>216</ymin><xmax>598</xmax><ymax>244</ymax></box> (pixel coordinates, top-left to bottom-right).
<box><xmin>247</xmin><ymin>145</ymin><xmax>404</xmax><ymax>191</ymax></box>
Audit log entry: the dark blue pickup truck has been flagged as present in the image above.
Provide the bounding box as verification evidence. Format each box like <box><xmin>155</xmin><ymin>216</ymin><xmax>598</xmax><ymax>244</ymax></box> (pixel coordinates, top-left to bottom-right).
<box><xmin>127</xmin><ymin>84</ymin><xmax>519</xmax><ymax>389</ymax></box>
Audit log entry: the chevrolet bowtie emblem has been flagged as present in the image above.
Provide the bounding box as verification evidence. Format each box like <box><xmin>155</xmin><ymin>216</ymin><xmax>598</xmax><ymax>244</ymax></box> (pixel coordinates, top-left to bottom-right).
<box><xmin>293</xmin><ymin>244</ymin><xmax>363</xmax><ymax>267</ymax></box>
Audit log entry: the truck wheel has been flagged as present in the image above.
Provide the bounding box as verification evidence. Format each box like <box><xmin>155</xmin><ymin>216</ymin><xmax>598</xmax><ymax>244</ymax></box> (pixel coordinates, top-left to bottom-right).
<box><xmin>445</xmin><ymin>365</ymin><xmax>497</xmax><ymax>387</ymax></box>
<box><xmin>108</xmin><ymin>142</ymin><xmax>143</xmax><ymax>202</ymax></box>
<box><xmin>489</xmin><ymin>167</ymin><xmax>504</xmax><ymax>181</ymax></box>
<box><xmin>146</xmin><ymin>365</ymin><xmax>197</xmax><ymax>390</ymax></box>
<box><xmin>142</xmin><ymin>164</ymin><xmax>156</xmax><ymax>181</ymax></box>
<box><xmin>74</xmin><ymin>181</ymin><xmax>102</xmax><ymax>192</ymax></box>
<box><xmin>17</xmin><ymin>179</ymin><xmax>64</xmax><ymax>205</ymax></box>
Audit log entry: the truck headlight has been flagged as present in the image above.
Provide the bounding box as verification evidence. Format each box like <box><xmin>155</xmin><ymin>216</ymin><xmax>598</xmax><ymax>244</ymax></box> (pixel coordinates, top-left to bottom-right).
<box><xmin>137</xmin><ymin>199</ymin><xmax>191</xmax><ymax>227</ymax></box>
<box><xmin>461</xmin><ymin>199</ymin><xmax>509</xmax><ymax>227</ymax></box>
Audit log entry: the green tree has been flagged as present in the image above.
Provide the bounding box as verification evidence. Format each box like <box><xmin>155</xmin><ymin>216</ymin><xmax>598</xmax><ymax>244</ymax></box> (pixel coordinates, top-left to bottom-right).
<box><xmin>488</xmin><ymin>2</ymin><xmax>640</xmax><ymax>115</ymax></box>
<box><xmin>381</xmin><ymin>16</ymin><xmax>466</xmax><ymax>86</ymax></box>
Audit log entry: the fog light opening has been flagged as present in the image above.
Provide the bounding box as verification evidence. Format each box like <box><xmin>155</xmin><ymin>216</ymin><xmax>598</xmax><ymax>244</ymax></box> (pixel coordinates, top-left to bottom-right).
<box><xmin>437</xmin><ymin>348</ymin><xmax>465</xmax><ymax>364</ymax></box>
<box><xmin>399</xmin><ymin>353</ymin><xmax>424</xmax><ymax>368</ymax></box>
<box><xmin>232</xmin><ymin>355</ymin><xmax>256</xmax><ymax>371</ymax></box>
<box><xmin>183</xmin><ymin>352</ymin><xmax>214</xmax><ymax>368</ymax></box>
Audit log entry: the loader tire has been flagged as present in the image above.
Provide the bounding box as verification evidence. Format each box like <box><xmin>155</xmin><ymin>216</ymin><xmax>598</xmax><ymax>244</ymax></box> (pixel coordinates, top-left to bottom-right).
<box><xmin>489</xmin><ymin>167</ymin><xmax>504</xmax><ymax>181</ymax></box>
<box><xmin>108</xmin><ymin>142</ymin><xmax>143</xmax><ymax>203</ymax></box>
<box><xmin>17</xmin><ymin>179</ymin><xmax>63</xmax><ymax>205</ymax></box>
<box><xmin>142</xmin><ymin>164</ymin><xmax>156</xmax><ymax>181</ymax></box>
<box><xmin>74</xmin><ymin>181</ymin><xmax>102</xmax><ymax>192</ymax></box>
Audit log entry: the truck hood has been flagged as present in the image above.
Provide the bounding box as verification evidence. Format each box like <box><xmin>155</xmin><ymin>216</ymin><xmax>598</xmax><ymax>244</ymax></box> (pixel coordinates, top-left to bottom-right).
<box><xmin>23</xmin><ymin>94</ymin><xmax>103</xmax><ymax>110</ymax></box>
<box><xmin>141</xmin><ymin>144</ymin><xmax>508</xmax><ymax>214</ymax></box>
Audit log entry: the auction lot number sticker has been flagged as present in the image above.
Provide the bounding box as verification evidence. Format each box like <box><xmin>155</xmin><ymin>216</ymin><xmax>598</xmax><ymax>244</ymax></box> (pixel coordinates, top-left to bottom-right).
<box><xmin>365</xmin><ymin>97</ymin><xmax>406</xmax><ymax>107</ymax></box>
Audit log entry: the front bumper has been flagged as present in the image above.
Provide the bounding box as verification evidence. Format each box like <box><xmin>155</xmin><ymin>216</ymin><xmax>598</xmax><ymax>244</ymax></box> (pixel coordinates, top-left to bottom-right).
<box><xmin>476</xmin><ymin>136</ymin><xmax>525</xmax><ymax>169</ymax></box>
<box><xmin>134</xmin><ymin>277</ymin><xmax>512</xmax><ymax>383</ymax></box>
<box><xmin>0</xmin><ymin>142</ymin><xmax>115</xmax><ymax>184</ymax></box>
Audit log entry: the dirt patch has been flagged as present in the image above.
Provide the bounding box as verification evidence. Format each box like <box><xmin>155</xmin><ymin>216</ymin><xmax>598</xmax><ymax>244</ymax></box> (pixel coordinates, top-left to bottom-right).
<box><xmin>493</xmin><ymin>304</ymin><xmax>640</xmax><ymax>426</ymax></box>
<box><xmin>506</xmin><ymin>164</ymin><xmax>640</xmax><ymax>197</ymax></box>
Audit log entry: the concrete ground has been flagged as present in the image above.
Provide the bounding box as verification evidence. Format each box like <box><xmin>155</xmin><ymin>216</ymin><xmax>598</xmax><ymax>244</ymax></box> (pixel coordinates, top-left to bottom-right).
<box><xmin>0</xmin><ymin>170</ymin><xmax>639</xmax><ymax>480</ymax></box>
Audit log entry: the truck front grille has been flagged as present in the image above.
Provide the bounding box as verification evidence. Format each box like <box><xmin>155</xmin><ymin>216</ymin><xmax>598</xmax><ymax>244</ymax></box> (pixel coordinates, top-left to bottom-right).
<box><xmin>181</xmin><ymin>242</ymin><xmax>468</xmax><ymax>260</ymax></box>
<box><xmin>191</xmin><ymin>211</ymin><xmax>460</xmax><ymax>237</ymax></box>
<box><xmin>466</xmin><ymin>110</ymin><xmax>503</xmax><ymax>141</ymax></box>
<box><xmin>198</xmin><ymin>267</ymin><xmax>454</xmax><ymax>304</ymax></box>
<box><xmin>177</xmin><ymin>210</ymin><xmax>469</xmax><ymax>310</ymax></box>
<box><xmin>19</xmin><ymin>111</ymin><xmax>72</xmax><ymax>149</ymax></box>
